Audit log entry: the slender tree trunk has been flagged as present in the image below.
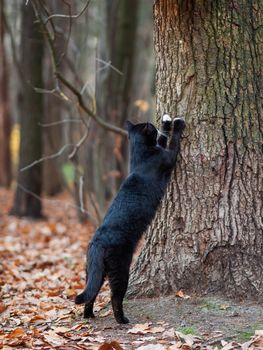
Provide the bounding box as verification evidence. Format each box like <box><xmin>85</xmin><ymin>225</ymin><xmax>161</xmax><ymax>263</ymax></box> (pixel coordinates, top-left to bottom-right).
<box><xmin>85</xmin><ymin>0</ymin><xmax>139</xmax><ymax>212</ymax></box>
<box><xmin>42</xmin><ymin>1</ymin><xmax>68</xmax><ymax>196</ymax></box>
<box><xmin>10</xmin><ymin>3</ymin><xmax>44</xmax><ymax>218</ymax></box>
<box><xmin>130</xmin><ymin>0</ymin><xmax>263</xmax><ymax>299</ymax></box>
<box><xmin>106</xmin><ymin>0</ymin><xmax>139</xmax><ymax>188</ymax></box>
<box><xmin>0</xmin><ymin>0</ymin><xmax>11</xmax><ymax>187</ymax></box>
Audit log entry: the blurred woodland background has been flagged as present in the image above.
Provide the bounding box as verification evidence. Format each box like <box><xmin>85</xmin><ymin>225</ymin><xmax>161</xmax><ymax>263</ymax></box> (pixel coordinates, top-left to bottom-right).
<box><xmin>0</xmin><ymin>0</ymin><xmax>263</xmax><ymax>306</ymax></box>
<box><xmin>0</xmin><ymin>1</ymin><xmax>263</xmax><ymax>348</ymax></box>
<box><xmin>0</xmin><ymin>0</ymin><xmax>154</xmax><ymax>224</ymax></box>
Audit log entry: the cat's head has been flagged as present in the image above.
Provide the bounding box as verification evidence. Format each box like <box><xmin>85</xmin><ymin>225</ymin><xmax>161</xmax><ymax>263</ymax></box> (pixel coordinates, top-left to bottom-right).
<box><xmin>126</xmin><ymin>121</ymin><xmax>158</xmax><ymax>146</ymax></box>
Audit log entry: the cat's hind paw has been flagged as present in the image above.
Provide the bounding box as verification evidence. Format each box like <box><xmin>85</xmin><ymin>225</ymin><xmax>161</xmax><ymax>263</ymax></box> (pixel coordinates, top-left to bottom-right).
<box><xmin>173</xmin><ymin>117</ymin><xmax>186</xmax><ymax>132</ymax></box>
<box><xmin>116</xmin><ymin>315</ymin><xmax>130</xmax><ymax>324</ymax></box>
<box><xmin>84</xmin><ymin>304</ymin><xmax>95</xmax><ymax>319</ymax></box>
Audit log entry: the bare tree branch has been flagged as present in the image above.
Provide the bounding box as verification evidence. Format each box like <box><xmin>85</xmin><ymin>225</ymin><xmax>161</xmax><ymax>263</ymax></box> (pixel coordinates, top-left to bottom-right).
<box><xmin>39</xmin><ymin>119</ymin><xmax>81</xmax><ymax>127</ymax></box>
<box><xmin>96</xmin><ymin>58</ymin><xmax>123</xmax><ymax>76</ymax></box>
<box><xmin>20</xmin><ymin>144</ymin><xmax>73</xmax><ymax>172</ymax></box>
<box><xmin>78</xmin><ymin>175</ymin><xmax>85</xmax><ymax>213</ymax></box>
<box><xmin>68</xmin><ymin>128</ymin><xmax>89</xmax><ymax>160</ymax></box>
<box><xmin>88</xmin><ymin>191</ymin><xmax>103</xmax><ymax>225</ymax></box>
<box><xmin>32</xmin><ymin>0</ymin><xmax>127</xmax><ymax>137</ymax></box>
<box><xmin>15</xmin><ymin>182</ymin><xmax>99</xmax><ymax>226</ymax></box>
<box><xmin>43</xmin><ymin>0</ymin><xmax>91</xmax><ymax>24</ymax></box>
<box><xmin>56</xmin><ymin>72</ymin><xmax>127</xmax><ymax>136</ymax></box>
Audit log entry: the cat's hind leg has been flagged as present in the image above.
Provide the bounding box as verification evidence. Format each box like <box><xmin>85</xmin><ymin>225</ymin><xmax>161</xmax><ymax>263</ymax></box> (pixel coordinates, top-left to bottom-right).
<box><xmin>157</xmin><ymin>114</ymin><xmax>173</xmax><ymax>148</ymax></box>
<box><xmin>84</xmin><ymin>299</ymin><xmax>96</xmax><ymax>318</ymax></box>
<box><xmin>107</xmin><ymin>252</ymin><xmax>132</xmax><ymax>324</ymax></box>
<box><xmin>109</xmin><ymin>270</ymin><xmax>130</xmax><ymax>324</ymax></box>
<box><xmin>83</xmin><ymin>274</ymin><xmax>105</xmax><ymax>318</ymax></box>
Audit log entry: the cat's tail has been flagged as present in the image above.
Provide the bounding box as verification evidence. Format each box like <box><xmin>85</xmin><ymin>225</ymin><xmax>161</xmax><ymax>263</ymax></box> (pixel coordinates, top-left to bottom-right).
<box><xmin>75</xmin><ymin>243</ymin><xmax>105</xmax><ymax>305</ymax></box>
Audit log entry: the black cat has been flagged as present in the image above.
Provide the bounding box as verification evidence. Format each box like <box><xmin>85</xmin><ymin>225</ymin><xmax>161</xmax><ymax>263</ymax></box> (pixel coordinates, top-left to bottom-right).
<box><xmin>75</xmin><ymin>115</ymin><xmax>185</xmax><ymax>324</ymax></box>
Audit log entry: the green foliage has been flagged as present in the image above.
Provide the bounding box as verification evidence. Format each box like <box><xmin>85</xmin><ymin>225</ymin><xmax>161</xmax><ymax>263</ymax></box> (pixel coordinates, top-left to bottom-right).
<box><xmin>198</xmin><ymin>299</ymin><xmax>230</xmax><ymax>311</ymax></box>
<box><xmin>62</xmin><ymin>162</ymin><xmax>75</xmax><ymax>185</ymax></box>
<box><xmin>177</xmin><ymin>326</ymin><xmax>200</xmax><ymax>336</ymax></box>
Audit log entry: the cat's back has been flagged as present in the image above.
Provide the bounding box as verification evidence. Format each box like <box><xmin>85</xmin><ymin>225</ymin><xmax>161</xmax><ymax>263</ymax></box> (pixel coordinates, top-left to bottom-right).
<box><xmin>96</xmin><ymin>173</ymin><xmax>163</xmax><ymax>241</ymax></box>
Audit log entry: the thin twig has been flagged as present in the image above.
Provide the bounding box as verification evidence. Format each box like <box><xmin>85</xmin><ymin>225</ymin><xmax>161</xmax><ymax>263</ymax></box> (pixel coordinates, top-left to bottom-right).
<box><xmin>88</xmin><ymin>191</ymin><xmax>102</xmax><ymax>225</ymax></box>
<box><xmin>39</xmin><ymin>119</ymin><xmax>81</xmax><ymax>127</ymax></box>
<box><xmin>80</xmin><ymin>59</ymin><xmax>123</xmax><ymax>95</ymax></box>
<box><xmin>33</xmin><ymin>0</ymin><xmax>127</xmax><ymax>137</ymax></box>
<box><xmin>20</xmin><ymin>144</ymin><xmax>73</xmax><ymax>172</ymax></box>
<box><xmin>57</xmin><ymin>72</ymin><xmax>127</xmax><ymax>136</ymax></box>
<box><xmin>34</xmin><ymin>87</ymin><xmax>58</xmax><ymax>94</ymax></box>
<box><xmin>68</xmin><ymin>128</ymin><xmax>89</xmax><ymax>160</ymax></box>
<box><xmin>15</xmin><ymin>182</ymin><xmax>94</xmax><ymax>220</ymax></box>
<box><xmin>96</xmin><ymin>58</ymin><xmax>123</xmax><ymax>76</ymax></box>
<box><xmin>78</xmin><ymin>175</ymin><xmax>85</xmax><ymax>213</ymax></box>
<box><xmin>43</xmin><ymin>0</ymin><xmax>91</xmax><ymax>24</ymax></box>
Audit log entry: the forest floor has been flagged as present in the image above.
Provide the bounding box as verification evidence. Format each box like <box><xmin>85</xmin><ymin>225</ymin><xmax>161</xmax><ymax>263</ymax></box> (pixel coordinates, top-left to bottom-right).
<box><xmin>0</xmin><ymin>188</ymin><xmax>263</xmax><ymax>350</ymax></box>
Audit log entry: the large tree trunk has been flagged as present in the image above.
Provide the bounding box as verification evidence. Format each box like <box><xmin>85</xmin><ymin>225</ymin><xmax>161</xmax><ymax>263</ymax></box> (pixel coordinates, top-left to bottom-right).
<box><xmin>130</xmin><ymin>0</ymin><xmax>263</xmax><ymax>299</ymax></box>
<box><xmin>0</xmin><ymin>0</ymin><xmax>11</xmax><ymax>187</ymax></box>
<box><xmin>10</xmin><ymin>3</ymin><xmax>44</xmax><ymax>218</ymax></box>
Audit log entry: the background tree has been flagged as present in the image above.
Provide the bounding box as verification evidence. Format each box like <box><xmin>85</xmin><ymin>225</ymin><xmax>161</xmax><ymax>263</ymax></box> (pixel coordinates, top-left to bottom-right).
<box><xmin>85</xmin><ymin>0</ymin><xmax>139</xmax><ymax>211</ymax></box>
<box><xmin>42</xmin><ymin>1</ymin><xmax>69</xmax><ymax>196</ymax></box>
<box><xmin>0</xmin><ymin>0</ymin><xmax>11</xmax><ymax>187</ymax></box>
<box><xmin>10</xmin><ymin>2</ymin><xmax>44</xmax><ymax>218</ymax></box>
<box><xmin>130</xmin><ymin>0</ymin><xmax>263</xmax><ymax>299</ymax></box>
<box><xmin>86</xmin><ymin>0</ymin><xmax>154</xmax><ymax>212</ymax></box>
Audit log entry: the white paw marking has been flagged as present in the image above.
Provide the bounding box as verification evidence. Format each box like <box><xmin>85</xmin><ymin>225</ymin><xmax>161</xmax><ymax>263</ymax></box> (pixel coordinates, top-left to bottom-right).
<box><xmin>162</xmin><ymin>114</ymin><xmax>172</xmax><ymax>122</ymax></box>
<box><xmin>173</xmin><ymin>117</ymin><xmax>185</xmax><ymax>122</ymax></box>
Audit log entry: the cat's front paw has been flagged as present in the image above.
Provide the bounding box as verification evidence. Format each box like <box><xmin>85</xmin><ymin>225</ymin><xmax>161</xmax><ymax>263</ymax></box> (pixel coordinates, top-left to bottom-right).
<box><xmin>173</xmin><ymin>117</ymin><xmax>186</xmax><ymax>132</ymax></box>
<box><xmin>162</xmin><ymin>114</ymin><xmax>172</xmax><ymax>123</ymax></box>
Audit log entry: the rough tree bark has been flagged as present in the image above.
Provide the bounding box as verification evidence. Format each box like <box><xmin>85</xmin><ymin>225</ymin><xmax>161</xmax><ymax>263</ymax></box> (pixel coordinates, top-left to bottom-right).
<box><xmin>10</xmin><ymin>3</ymin><xmax>44</xmax><ymax>218</ymax></box>
<box><xmin>130</xmin><ymin>0</ymin><xmax>263</xmax><ymax>299</ymax></box>
<box><xmin>0</xmin><ymin>0</ymin><xmax>11</xmax><ymax>187</ymax></box>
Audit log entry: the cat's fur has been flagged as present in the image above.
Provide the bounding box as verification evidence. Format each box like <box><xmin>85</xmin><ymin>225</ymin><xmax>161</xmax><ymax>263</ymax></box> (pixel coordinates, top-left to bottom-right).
<box><xmin>75</xmin><ymin>116</ymin><xmax>185</xmax><ymax>324</ymax></box>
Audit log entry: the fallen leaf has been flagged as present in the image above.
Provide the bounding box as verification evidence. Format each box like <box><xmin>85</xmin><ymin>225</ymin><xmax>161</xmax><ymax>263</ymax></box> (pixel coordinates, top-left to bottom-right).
<box><xmin>47</xmin><ymin>289</ymin><xmax>61</xmax><ymax>297</ymax></box>
<box><xmin>136</xmin><ymin>345</ymin><xmax>166</xmax><ymax>350</ymax></box>
<box><xmin>29</xmin><ymin>314</ymin><xmax>46</xmax><ymax>323</ymax></box>
<box><xmin>175</xmin><ymin>290</ymin><xmax>191</xmax><ymax>299</ymax></box>
<box><xmin>100</xmin><ymin>309</ymin><xmax>112</xmax><ymax>317</ymax></box>
<box><xmin>175</xmin><ymin>331</ymin><xmax>202</xmax><ymax>347</ymax></box>
<box><xmin>43</xmin><ymin>330</ymin><xmax>65</xmax><ymax>346</ymax></box>
<box><xmin>0</xmin><ymin>303</ymin><xmax>7</xmax><ymax>314</ymax></box>
<box><xmin>181</xmin><ymin>345</ymin><xmax>191</xmax><ymax>350</ymax></box>
<box><xmin>52</xmin><ymin>326</ymin><xmax>71</xmax><ymax>334</ymax></box>
<box><xmin>128</xmin><ymin>323</ymin><xmax>151</xmax><ymax>334</ymax></box>
<box><xmin>221</xmin><ymin>341</ymin><xmax>241</xmax><ymax>350</ymax></box>
<box><xmin>98</xmin><ymin>341</ymin><xmax>124</xmax><ymax>350</ymax></box>
<box><xmin>252</xmin><ymin>332</ymin><xmax>263</xmax><ymax>348</ymax></box>
<box><xmin>66</xmin><ymin>287</ymin><xmax>76</xmax><ymax>297</ymax></box>
<box><xmin>6</xmin><ymin>328</ymin><xmax>26</xmax><ymax>339</ymax></box>
<box><xmin>163</xmin><ymin>327</ymin><xmax>175</xmax><ymax>339</ymax></box>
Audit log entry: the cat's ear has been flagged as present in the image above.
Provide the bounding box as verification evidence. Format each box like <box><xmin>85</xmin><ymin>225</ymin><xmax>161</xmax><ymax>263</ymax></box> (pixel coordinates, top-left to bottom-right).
<box><xmin>125</xmin><ymin>120</ymin><xmax>135</xmax><ymax>131</ymax></box>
